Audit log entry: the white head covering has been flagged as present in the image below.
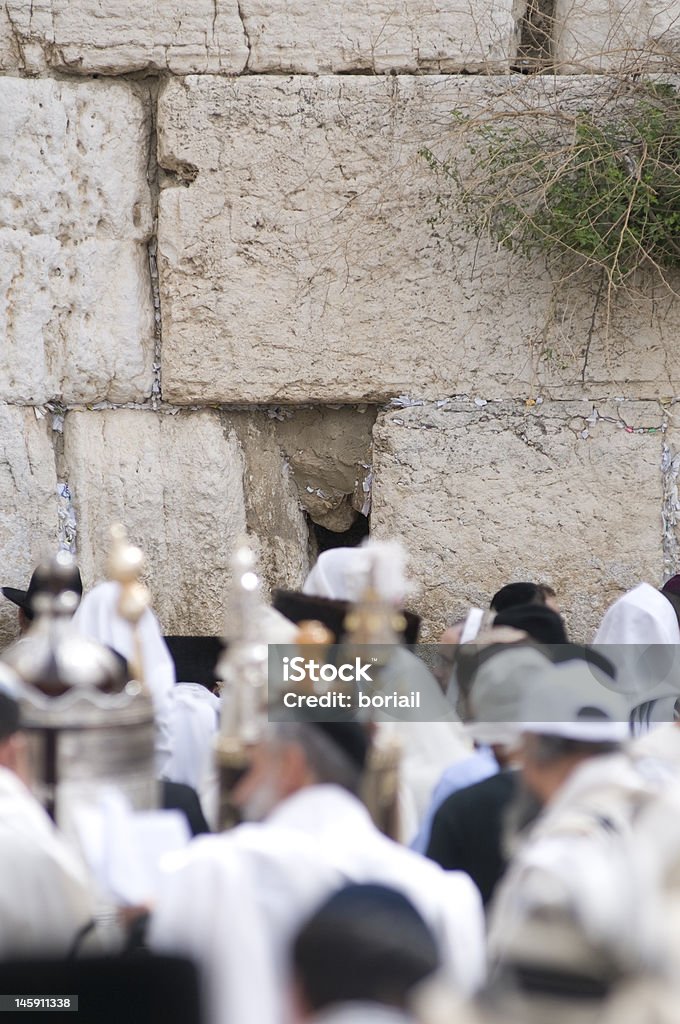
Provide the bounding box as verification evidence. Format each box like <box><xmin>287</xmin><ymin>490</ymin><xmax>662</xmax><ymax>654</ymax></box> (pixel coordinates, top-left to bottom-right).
<box><xmin>302</xmin><ymin>541</ymin><xmax>410</xmax><ymax>604</ymax></box>
<box><xmin>593</xmin><ymin>584</ymin><xmax>680</xmax><ymax>723</ymax></box>
<box><xmin>73</xmin><ymin>581</ymin><xmax>176</xmax><ymax>777</ymax></box>
<box><xmin>72</xmin><ymin>581</ymin><xmax>175</xmax><ymax>713</ymax></box>
<box><xmin>594</xmin><ymin>583</ymin><xmax>680</xmax><ymax>646</ymax></box>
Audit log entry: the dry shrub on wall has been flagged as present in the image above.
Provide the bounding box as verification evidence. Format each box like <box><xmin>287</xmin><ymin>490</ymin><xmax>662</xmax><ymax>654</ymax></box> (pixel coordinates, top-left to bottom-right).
<box><xmin>422</xmin><ymin>16</ymin><xmax>680</xmax><ymax>345</ymax></box>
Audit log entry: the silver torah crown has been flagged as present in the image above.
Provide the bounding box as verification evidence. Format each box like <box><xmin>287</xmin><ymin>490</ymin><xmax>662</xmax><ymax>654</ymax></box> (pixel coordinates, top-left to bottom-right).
<box><xmin>1</xmin><ymin>540</ymin><xmax>157</xmax><ymax>826</ymax></box>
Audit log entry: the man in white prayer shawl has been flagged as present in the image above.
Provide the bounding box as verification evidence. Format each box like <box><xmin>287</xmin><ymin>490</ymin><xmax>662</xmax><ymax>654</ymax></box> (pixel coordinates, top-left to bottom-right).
<box><xmin>300</xmin><ymin>543</ymin><xmax>472</xmax><ymax>843</ymax></box>
<box><xmin>73</xmin><ymin>581</ymin><xmax>175</xmax><ymax>711</ymax></box>
<box><xmin>73</xmin><ymin>581</ymin><xmax>176</xmax><ymax>775</ymax></box>
<box><xmin>148</xmin><ymin>719</ymin><xmax>485</xmax><ymax>1024</ymax></box>
<box><xmin>0</xmin><ymin>686</ymin><xmax>96</xmax><ymax>957</ymax></box>
<box><xmin>487</xmin><ymin>667</ymin><xmax>662</xmax><ymax>998</ymax></box>
<box><xmin>593</xmin><ymin>582</ymin><xmax>680</xmax><ymax>726</ymax></box>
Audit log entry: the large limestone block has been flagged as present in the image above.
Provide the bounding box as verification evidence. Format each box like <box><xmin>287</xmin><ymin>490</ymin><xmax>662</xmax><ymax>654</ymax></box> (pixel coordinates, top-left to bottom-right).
<box><xmin>4</xmin><ymin>0</ymin><xmax>248</xmax><ymax>75</ymax></box>
<box><xmin>371</xmin><ymin>399</ymin><xmax>665</xmax><ymax>641</ymax></box>
<box><xmin>0</xmin><ymin>79</ymin><xmax>154</xmax><ymax>405</ymax></box>
<box><xmin>239</xmin><ymin>0</ymin><xmax>518</xmax><ymax>73</ymax></box>
<box><xmin>63</xmin><ymin>410</ymin><xmax>248</xmax><ymax>636</ymax></box>
<box><xmin>157</xmin><ymin>74</ymin><xmax>470</xmax><ymax>405</ymax></box>
<box><xmin>157</xmin><ymin>75</ymin><xmax>680</xmax><ymax>405</ymax></box>
<box><xmin>0</xmin><ymin>406</ymin><xmax>59</xmax><ymax>648</ymax></box>
<box><xmin>553</xmin><ymin>0</ymin><xmax>680</xmax><ymax>71</ymax></box>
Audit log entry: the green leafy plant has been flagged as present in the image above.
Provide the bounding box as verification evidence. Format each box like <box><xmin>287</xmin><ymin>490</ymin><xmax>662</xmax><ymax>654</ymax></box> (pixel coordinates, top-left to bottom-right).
<box><xmin>422</xmin><ymin>81</ymin><xmax>680</xmax><ymax>297</ymax></box>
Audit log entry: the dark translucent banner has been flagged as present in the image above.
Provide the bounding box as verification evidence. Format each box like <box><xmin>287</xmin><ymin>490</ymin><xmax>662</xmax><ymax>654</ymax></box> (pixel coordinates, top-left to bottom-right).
<box><xmin>266</xmin><ymin>643</ymin><xmax>680</xmax><ymax>726</ymax></box>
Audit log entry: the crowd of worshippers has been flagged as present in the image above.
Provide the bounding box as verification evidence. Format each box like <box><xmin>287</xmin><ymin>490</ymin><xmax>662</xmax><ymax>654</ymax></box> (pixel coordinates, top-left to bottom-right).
<box><xmin>3</xmin><ymin>545</ymin><xmax>680</xmax><ymax>1024</ymax></box>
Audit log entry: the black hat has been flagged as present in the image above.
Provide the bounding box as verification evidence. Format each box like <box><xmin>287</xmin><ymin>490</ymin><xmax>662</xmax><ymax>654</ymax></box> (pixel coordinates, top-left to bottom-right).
<box><xmin>494</xmin><ymin>603</ymin><xmax>568</xmax><ymax>645</ymax></box>
<box><xmin>272</xmin><ymin>589</ymin><xmax>421</xmax><ymax>645</ymax></box>
<box><xmin>2</xmin><ymin>563</ymin><xmax>83</xmax><ymax>622</ymax></box>
<box><xmin>550</xmin><ymin>643</ymin><xmax>617</xmax><ymax>681</ymax></box>
<box><xmin>293</xmin><ymin>883</ymin><xmax>439</xmax><ymax>1012</ymax></box>
<box><xmin>490</xmin><ymin>582</ymin><xmax>543</xmax><ymax>613</ymax></box>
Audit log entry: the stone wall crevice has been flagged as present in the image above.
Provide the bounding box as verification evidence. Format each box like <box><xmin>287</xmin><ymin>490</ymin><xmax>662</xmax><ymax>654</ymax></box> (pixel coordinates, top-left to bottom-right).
<box><xmin>235</xmin><ymin>0</ymin><xmax>252</xmax><ymax>71</ymax></box>
<box><xmin>580</xmin><ymin>275</ymin><xmax>606</xmax><ymax>384</ymax></box>
<box><xmin>514</xmin><ymin>0</ymin><xmax>556</xmax><ymax>71</ymax></box>
<box><xmin>148</xmin><ymin>235</ymin><xmax>163</xmax><ymax>407</ymax></box>
<box><xmin>3</xmin><ymin>3</ymin><xmax>29</xmax><ymax>73</ymax></box>
<box><xmin>144</xmin><ymin>78</ymin><xmax>164</xmax><ymax>407</ymax></box>
<box><xmin>662</xmin><ymin>402</ymin><xmax>680</xmax><ymax>580</ymax></box>
<box><xmin>662</xmin><ymin>444</ymin><xmax>680</xmax><ymax>577</ymax></box>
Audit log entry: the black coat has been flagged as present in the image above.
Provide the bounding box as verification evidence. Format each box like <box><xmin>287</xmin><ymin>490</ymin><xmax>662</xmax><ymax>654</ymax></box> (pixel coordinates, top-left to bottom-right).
<box><xmin>161</xmin><ymin>780</ymin><xmax>210</xmax><ymax>837</ymax></box>
<box><xmin>425</xmin><ymin>771</ymin><xmax>518</xmax><ymax>906</ymax></box>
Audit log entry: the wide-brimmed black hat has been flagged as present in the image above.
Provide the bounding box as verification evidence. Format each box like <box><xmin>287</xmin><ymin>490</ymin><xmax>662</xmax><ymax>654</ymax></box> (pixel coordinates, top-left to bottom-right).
<box><xmin>2</xmin><ymin>564</ymin><xmax>83</xmax><ymax>621</ymax></box>
<box><xmin>272</xmin><ymin>589</ymin><xmax>421</xmax><ymax>645</ymax></box>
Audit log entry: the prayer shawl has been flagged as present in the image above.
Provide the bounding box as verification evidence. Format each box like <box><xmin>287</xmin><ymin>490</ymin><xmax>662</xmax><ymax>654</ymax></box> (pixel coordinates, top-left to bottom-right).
<box><xmin>632</xmin><ymin>722</ymin><xmax>680</xmax><ymax>782</ymax></box>
<box><xmin>593</xmin><ymin>584</ymin><xmax>680</xmax><ymax>725</ymax></box>
<box><xmin>0</xmin><ymin>767</ymin><xmax>95</xmax><ymax>956</ymax></box>
<box><xmin>163</xmin><ymin>683</ymin><xmax>220</xmax><ymax>829</ymax></box>
<box><xmin>73</xmin><ymin>581</ymin><xmax>175</xmax><ymax>708</ymax></box>
<box><xmin>73</xmin><ymin>581</ymin><xmax>175</xmax><ymax>774</ymax></box>
<box><xmin>149</xmin><ymin>785</ymin><xmax>485</xmax><ymax>1024</ymax></box>
<box><xmin>488</xmin><ymin>754</ymin><xmax>662</xmax><ymax>979</ymax></box>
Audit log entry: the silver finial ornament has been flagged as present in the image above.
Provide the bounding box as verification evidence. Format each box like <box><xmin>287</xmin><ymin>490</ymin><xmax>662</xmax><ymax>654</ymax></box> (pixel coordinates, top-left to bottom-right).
<box><xmin>1</xmin><ymin>536</ymin><xmax>157</xmax><ymax>830</ymax></box>
<box><xmin>215</xmin><ymin>539</ymin><xmax>270</xmax><ymax>829</ymax></box>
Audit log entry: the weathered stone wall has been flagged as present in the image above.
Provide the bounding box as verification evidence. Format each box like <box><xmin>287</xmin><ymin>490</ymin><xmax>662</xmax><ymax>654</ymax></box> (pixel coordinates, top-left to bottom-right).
<box><xmin>0</xmin><ymin>0</ymin><xmax>678</xmax><ymax>645</ymax></box>
<box><xmin>0</xmin><ymin>79</ymin><xmax>154</xmax><ymax>405</ymax></box>
<box><xmin>552</xmin><ymin>0</ymin><xmax>680</xmax><ymax>71</ymax></box>
<box><xmin>372</xmin><ymin>399</ymin><xmax>668</xmax><ymax>640</ymax></box>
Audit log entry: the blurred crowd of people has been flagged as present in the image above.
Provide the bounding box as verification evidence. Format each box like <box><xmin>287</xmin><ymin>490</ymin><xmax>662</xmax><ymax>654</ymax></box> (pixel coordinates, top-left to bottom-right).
<box><xmin>2</xmin><ymin>543</ymin><xmax>680</xmax><ymax>1024</ymax></box>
